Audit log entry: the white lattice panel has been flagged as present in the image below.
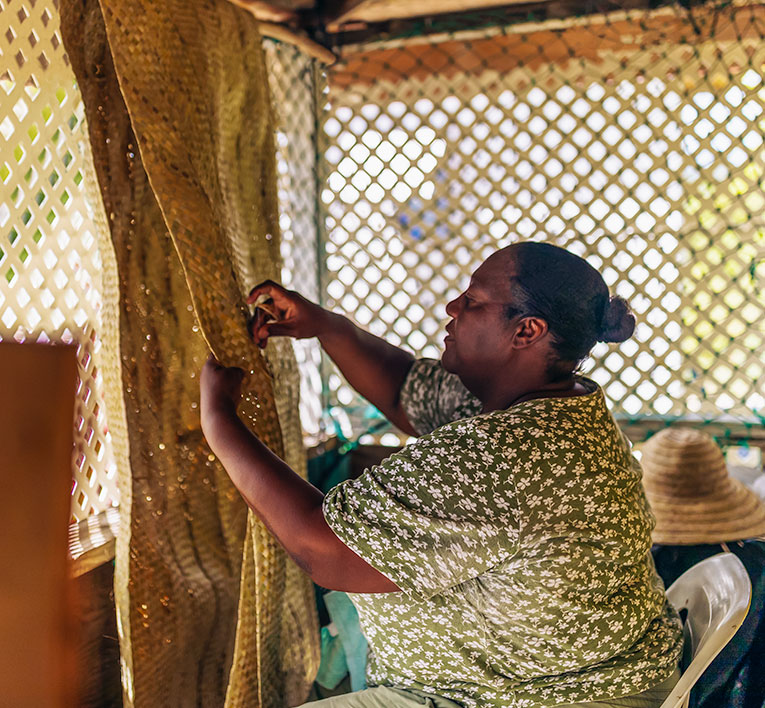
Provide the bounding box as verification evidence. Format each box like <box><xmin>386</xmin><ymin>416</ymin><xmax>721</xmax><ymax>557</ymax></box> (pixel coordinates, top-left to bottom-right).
<box><xmin>320</xmin><ymin>3</ymin><xmax>765</xmax><ymax>440</ymax></box>
<box><xmin>265</xmin><ymin>39</ymin><xmax>325</xmax><ymax>442</ymax></box>
<box><xmin>0</xmin><ymin>0</ymin><xmax>120</xmax><ymax>522</ymax></box>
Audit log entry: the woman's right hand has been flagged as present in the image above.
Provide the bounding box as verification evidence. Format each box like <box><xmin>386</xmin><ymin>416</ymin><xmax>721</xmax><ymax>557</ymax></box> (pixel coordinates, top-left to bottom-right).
<box><xmin>246</xmin><ymin>280</ymin><xmax>329</xmax><ymax>348</ymax></box>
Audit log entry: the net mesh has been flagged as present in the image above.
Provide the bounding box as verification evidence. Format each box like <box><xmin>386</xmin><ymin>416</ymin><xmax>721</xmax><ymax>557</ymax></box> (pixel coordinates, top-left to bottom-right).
<box><xmin>319</xmin><ymin>0</ymin><xmax>765</xmax><ymax>443</ymax></box>
<box><xmin>59</xmin><ymin>0</ymin><xmax>318</xmax><ymax>704</ymax></box>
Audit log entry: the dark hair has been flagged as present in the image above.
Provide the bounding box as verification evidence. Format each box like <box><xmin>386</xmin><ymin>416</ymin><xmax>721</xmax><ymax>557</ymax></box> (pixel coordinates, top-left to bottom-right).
<box><xmin>505</xmin><ymin>242</ymin><xmax>635</xmax><ymax>375</ymax></box>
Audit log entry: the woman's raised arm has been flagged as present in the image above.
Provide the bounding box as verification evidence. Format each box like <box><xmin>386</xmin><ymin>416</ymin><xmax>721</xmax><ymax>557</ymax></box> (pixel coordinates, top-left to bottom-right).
<box><xmin>199</xmin><ymin>356</ymin><xmax>401</xmax><ymax>593</ymax></box>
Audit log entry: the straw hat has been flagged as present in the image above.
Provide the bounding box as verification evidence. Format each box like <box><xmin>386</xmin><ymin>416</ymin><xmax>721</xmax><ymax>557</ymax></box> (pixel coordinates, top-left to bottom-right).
<box><xmin>641</xmin><ymin>427</ymin><xmax>765</xmax><ymax>545</ymax></box>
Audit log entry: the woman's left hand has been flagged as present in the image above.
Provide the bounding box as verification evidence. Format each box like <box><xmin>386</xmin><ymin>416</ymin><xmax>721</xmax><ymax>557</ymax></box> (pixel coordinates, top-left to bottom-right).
<box><xmin>200</xmin><ymin>354</ymin><xmax>245</xmax><ymax>425</ymax></box>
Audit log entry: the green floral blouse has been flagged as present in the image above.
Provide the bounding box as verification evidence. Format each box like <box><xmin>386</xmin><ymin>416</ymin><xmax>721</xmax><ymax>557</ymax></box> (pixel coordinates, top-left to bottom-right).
<box><xmin>323</xmin><ymin>359</ymin><xmax>683</xmax><ymax>707</ymax></box>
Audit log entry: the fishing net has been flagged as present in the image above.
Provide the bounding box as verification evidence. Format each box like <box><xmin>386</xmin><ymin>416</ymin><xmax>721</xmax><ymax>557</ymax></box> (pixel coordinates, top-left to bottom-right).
<box><xmin>58</xmin><ymin>0</ymin><xmax>318</xmax><ymax>704</ymax></box>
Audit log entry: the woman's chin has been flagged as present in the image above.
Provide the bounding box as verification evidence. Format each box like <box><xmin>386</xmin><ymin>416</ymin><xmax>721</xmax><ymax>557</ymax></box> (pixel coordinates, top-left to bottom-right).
<box><xmin>440</xmin><ymin>348</ymin><xmax>457</xmax><ymax>373</ymax></box>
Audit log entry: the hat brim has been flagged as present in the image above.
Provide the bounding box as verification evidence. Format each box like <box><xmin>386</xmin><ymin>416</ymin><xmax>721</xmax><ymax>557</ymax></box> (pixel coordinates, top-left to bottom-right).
<box><xmin>649</xmin><ymin>477</ymin><xmax>765</xmax><ymax>545</ymax></box>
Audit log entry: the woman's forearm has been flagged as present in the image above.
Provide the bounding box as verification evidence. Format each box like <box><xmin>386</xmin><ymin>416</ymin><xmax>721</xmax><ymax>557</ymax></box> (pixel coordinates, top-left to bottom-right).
<box><xmin>201</xmin><ymin>403</ymin><xmax>400</xmax><ymax>593</ymax></box>
<box><xmin>204</xmin><ymin>402</ymin><xmax>324</xmax><ymax>563</ymax></box>
<box><xmin>318</xmin><ymin>312</ymin><xmax>417</xmax><ymax>435</ymax></box>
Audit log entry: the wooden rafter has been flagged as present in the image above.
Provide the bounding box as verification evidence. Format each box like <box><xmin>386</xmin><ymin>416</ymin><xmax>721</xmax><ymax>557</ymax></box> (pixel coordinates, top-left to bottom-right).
<box><xmin>326</xmin><ymin>0</ymin><xmax>550</xmax><ymax>31</ymax></box>
<box><xmin>227</xmin><ymin>0</ymin><xmax>314</xmax><ymax>23</ymax></box>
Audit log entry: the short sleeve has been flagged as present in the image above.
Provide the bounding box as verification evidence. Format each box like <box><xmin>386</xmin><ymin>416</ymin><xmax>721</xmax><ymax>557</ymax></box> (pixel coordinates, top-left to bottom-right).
<box><xmin>322</xmin><ymin>421</ymin><xmax>520</xmax><ymax>601</ymax></box>
<box><xmin>399</xmin><ymin>358</ymin><xmax>481</xmax><ymax>436</ymax></box>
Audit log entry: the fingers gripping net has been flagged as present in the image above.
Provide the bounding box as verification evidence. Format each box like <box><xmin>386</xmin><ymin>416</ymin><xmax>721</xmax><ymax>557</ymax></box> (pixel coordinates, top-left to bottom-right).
<box><xmin>320</xmin><ymin>0</ymin><xmax>765</xmax><ymax>443</ymax></box>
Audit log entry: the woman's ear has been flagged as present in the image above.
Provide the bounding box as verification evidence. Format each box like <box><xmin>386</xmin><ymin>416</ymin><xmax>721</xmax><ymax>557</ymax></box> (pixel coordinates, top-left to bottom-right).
<box><xmin>511</xmin><ymin>316</ymin><xmax>549</xmax><ymax>349</ymax></box>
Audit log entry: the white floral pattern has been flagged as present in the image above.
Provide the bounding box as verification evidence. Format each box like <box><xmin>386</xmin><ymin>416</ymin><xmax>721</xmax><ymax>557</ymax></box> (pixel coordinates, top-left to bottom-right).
<box><xmin>323</xmin><ymin>359</ymin><xmax>683</xmax><ymax>707</ymax></box>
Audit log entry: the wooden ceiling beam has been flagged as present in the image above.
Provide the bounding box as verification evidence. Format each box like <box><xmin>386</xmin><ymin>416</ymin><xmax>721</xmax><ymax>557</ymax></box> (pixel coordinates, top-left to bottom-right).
<box><xmin>259</xmin><ymin>22</ymin><xmax>338</xmax><ymax>63</ymax></box>
<box><xmin>227</xmin><ymin>0</ymin><xmax>314</xmax><ymax>24</ymax></box>
<box><xmin>326</xmin><ymin>0</ymin><xmax>548</xmax><ymax>31</ymax></box>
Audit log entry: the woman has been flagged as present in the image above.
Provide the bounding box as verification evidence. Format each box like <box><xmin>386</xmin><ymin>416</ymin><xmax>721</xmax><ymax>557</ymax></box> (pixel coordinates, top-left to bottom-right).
<box><xmin>200</xmin><ymin>242</ymin><xmax>683</xmax><ymax>707</ymax></box>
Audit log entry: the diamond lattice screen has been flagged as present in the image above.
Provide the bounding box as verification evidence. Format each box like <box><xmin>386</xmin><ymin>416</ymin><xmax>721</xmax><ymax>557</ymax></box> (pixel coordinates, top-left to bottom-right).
<box><xmin>265</xmin><ymin>39</ymin><xmax>326</xmax><ymax>443</ymax></box>
<box><xmin>0</xmin><ymin>0</ymin><xmax>121</xmax><ymax>528</ymax></box>
<box><xmin>320</xmin><ymin>1</ymin><xmax>765</xmax><ymax>442</ymax></box>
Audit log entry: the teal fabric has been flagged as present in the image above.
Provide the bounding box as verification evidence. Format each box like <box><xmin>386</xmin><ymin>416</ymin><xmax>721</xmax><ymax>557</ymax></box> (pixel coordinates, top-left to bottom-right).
<box><xmin>316</xmin><ymin>626</ymin><xmax>350</xmax><ymax>691</ymax></box>
<box><xmin>308</xmin><ymin>445</ymin><xmax>353</xmax><ymax>494</ymax></box>
<box><xmin>324</xmin><ymin>591</ymin><xmax>368</xmax><ymax>692</ymax></box>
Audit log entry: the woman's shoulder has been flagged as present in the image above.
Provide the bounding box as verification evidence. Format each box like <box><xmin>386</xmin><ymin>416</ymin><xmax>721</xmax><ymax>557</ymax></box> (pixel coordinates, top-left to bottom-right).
<box><xmin>400</xmin><ymin>358</ymin><xmax>481</xmax><ymax>436</ymax></box>
<box><xmin>404</xmin><ymin>377</ymin><xmax>630</xmax><ymax>476</ymax></box>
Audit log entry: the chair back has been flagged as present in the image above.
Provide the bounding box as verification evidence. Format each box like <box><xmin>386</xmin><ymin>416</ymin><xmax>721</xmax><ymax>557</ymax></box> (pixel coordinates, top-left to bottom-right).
<box><xmin>658</xmin><ymin>552</ymin><xmax>751</xmax><ymax>708</ymax></box>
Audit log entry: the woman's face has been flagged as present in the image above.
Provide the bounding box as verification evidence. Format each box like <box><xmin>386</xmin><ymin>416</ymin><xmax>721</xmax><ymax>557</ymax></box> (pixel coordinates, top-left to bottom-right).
<box><xmin>441</xmin><ymin>250</ymin><xmax>520</xmax><ymax>385</ymax></box>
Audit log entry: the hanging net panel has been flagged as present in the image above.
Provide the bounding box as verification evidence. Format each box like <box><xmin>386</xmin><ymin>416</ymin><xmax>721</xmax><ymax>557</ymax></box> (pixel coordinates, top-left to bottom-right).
<box><xmin>58</xmin><ymin>0</ymin><xmax>318</xmax><ymax>705</ymax></box>
<box><xmin>319</xmin><ymin>0</ymin><xmax>765</xmax><ymax>444</ymax></box>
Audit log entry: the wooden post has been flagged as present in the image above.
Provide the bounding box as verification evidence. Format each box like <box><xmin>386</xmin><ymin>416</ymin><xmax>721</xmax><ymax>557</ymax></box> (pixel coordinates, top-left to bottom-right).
<box><xmin>0</xmin><ymin>342</ymin><xmax>79</xmax><ymax>707</ymax></box>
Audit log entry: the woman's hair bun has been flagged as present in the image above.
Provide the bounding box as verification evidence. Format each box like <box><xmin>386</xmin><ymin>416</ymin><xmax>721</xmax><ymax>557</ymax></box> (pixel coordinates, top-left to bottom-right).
<box><xmin>599</xmin><ymin>296</ymin><xmax>636</xmax><ymax>343</ymax></box>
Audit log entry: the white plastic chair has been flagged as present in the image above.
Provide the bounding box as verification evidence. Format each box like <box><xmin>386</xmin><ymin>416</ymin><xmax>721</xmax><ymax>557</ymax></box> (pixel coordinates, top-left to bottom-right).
<box><xmin>658</xmin><ymin>552</ymin><xmax>752</xmax><ymax>708</ymax></box>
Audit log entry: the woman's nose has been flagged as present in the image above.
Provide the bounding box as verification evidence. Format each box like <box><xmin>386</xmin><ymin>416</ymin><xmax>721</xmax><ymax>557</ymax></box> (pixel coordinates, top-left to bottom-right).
<box><xmin>445</xmin><ymin>293</ymin><xmax>461</xmax><ymax>317</ymax></box>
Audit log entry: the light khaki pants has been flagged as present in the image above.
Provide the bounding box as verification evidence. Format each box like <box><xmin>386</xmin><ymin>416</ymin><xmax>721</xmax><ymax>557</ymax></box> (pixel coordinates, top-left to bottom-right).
<box><xmin>300</xmin><ymin>686</ymin><xmax>462</xmax><ymax>707</ymax></box>
<box><xmin>302</xmin><ymin>668</ymin><xmax>680</xmax><ymax>708</ymax></box>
